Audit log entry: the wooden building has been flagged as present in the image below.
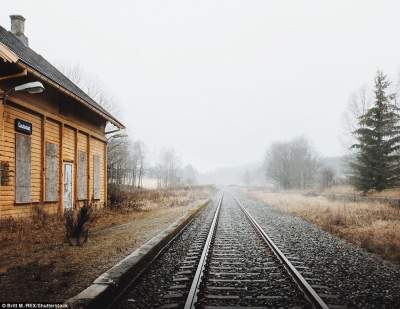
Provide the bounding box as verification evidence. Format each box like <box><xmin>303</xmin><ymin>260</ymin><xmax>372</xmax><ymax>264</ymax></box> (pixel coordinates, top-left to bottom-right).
<box><xmin>0</xmin><ymin>15</ymin><xmax>124</xmax><ymax>218</ymax></box>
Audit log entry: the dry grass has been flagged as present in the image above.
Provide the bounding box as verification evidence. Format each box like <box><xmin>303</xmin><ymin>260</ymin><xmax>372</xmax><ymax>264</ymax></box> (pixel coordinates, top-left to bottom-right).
<box><xmin>322</xmin><ymin>185</ymin><xmax>358</xmax><ymax>195</ymax></box>
<box><xmin>107</xmin><ymin>185</ymin><xmax>212</xmax><ymax>209</ymax></box>
<box><xmin>247</xmin><ymin>189</ymin><xmax>400</xmax><ymax>264</ymax></box>
<box><xmin>0</xmin><ymin>186</ymin><xmax>213</xmax><ymax>302</ymax></box>
<box><xmin>323</xmin><ymin>184</ymin><xmax>400</xmax><ymax>198</ymax></box>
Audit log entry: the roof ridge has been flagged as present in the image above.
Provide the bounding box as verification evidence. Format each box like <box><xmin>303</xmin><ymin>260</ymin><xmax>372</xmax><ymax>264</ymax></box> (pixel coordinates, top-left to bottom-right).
<box><xmin>0</xmin><ymin>25</ymin><xmax>124</xmax><ymax>128</ymax></box>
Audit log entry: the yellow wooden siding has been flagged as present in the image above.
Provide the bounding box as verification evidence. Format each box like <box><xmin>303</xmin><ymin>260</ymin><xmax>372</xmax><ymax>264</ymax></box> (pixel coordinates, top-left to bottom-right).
<box><xmin>0</xmin><ymin>101</ymin><xmax>4</xmax><ymax>159</ymax></box>
<box><xmin>0</xmin><ymin>104</ymin><xmax>108</xmax><ymax>218</ymax></box>
<box><xmin>77</xmin><ymin>132</ymin><xmax>88</xmax><ymax>153</ymax></box>
<box><xmin>0</xmin><ymin>105</ymin><xmax>41</xmax><ymax>216</ymax></box>
<box><xmin>45</xmin><ymin>119</ymin><xmax>60</xmax><ymax>144</ymax></box>
<box><xmin>63</xmin><ymin>126</ymin><xmax>75</xmax><ymax>162</ymax></box>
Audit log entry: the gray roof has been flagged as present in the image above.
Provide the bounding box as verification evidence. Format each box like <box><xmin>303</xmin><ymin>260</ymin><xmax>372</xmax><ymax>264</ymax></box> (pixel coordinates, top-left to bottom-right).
<box><xmin>0</xmin><ymin>26</ymin><xmax>124</xmax><ymax>128</ymax></box>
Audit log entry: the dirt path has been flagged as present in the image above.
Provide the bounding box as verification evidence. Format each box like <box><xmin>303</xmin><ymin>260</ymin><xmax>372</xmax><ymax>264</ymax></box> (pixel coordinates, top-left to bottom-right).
<box><xmin>0</xmin><ymin>199</ymin><xmax>208</xmax><ymax>302</ymax></box>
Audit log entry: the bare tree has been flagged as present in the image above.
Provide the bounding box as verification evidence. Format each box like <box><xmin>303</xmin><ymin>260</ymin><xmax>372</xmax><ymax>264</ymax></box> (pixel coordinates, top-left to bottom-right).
<box><xmin>182</xmin><ymin>164</ymin><xmax>198</xmax><ymax>186</ymax></box>
<box><xmin>319</xmin><ymin>167</ymin><xmax>335</xmax><ymax>189</ymax></box>
<box><xmin>107</xmin><ymin>134</ymin><xmax>129</xmax><ymax>185</ymax></box>
<box><xmin>264</xmin><ymin>142</ymin><xmax>291</xmax><ymax>189</ymax></box>
<box><xmin>58</xmin><ymin>63</ymin><xmax>119</xmax><ymax>117</ymax></box>
<box><xmin>60</xmin><ymin>63</ymin><xmax>148</xmax><ymax>191</ymax></box>
<box><xmin>157</xmin><ymin>148</ymin><xmax>182</xmax><ymax>188</ymax></box>
<box><xmin>264</xmin><ymin>136</ymin><xmax>320</xmax><ymax>189</ymax></box>
<box><xmin>343</xmin><ymin>74</ymin><xmax>400</xmax><ymax>148</ymax></box>
<box><xmin>104</xmin><ymin>133</ymin><xmax>149</xmax><ymax>191</ymax></box>
<box><xmin>341</xmin><ymin>86</ymin><xmax>372</xmax><ymax>149</ymax></box>
<box><xmin>132</xmin><ymin>141</ymin><xmax>146</xmax><ymax>188</ymax></box>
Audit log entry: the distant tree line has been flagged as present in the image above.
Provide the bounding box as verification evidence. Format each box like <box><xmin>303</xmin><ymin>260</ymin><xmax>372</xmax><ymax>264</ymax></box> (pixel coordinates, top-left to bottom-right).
<box><xmin>147</xmin><ymin>149</ymin><xmax>199</xmax><ymax>188</ymax></box>
<box><xmin>107</xmin><ymin>136</ymin><xmax>146</xmax><ymax>188</ymax></box>
<box><xmin>108</xmin><ymin>140</ymin><xmax>199</xmax><ymax>189</ymax></box>
<box><xmin>264</xmin><ymin>70</ymin><xmax>400</xmax><ymax>194</ymax></box>
<box><xmin>107</xmin><ymin>138</ymin><xmax>199</xmax><ymax>190</ymax></box>
<box><xmin>263</xmin><ymin>136</ymin><xmax>334</xmax><ymax>190</ymax></box>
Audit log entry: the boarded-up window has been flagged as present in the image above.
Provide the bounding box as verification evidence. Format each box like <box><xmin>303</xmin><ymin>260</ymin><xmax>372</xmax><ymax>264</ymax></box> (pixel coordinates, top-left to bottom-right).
<box><xmin>93</xmin><ymin>154</ymin><xmax>100</xmax><ymax>200</ymax></box>
<box><xmin>15</xmin><ymin>134</ymin><xmax>31</xmax><ymax>203</ymax></box>
<box><xmin>45</xmin><ymin>142</ymin><xmax>58</xmax><ymax>201</ymax></box>
<box><xmin>77</xmin><ymin>151</ymin><xmax>87</xmax><ymax>200</ymax></box>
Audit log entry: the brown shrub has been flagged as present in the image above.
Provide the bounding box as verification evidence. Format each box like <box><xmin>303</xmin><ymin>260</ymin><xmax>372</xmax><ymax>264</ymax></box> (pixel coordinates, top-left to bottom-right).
<box><xmin>65</xmin><ymin>203</ymin><xmax>93</xmax><ymax>246</ymax></box>
<box><xmin>0</xmin><ymin>216</ymin><xmax>20</xmax><ymax>231</ymax></box>
<box><xmin>32</xmin><ymin>205</ymin><xmax>49</xmax><ymax>226</ymax></box>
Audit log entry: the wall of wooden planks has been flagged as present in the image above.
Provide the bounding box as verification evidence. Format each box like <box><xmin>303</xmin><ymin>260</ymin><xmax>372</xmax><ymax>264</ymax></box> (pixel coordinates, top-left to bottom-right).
<box><xmin>0</xmin><ymin>98</ymin><xmax>107</xmax><ymax>219</ymax></box>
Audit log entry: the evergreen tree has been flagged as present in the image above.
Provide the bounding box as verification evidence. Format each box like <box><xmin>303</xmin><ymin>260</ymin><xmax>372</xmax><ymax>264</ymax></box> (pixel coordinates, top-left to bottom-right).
<box><xmin>350</xmin><ymin>71</ymin><xmax>400</xmax><ymax>192</ymax></box>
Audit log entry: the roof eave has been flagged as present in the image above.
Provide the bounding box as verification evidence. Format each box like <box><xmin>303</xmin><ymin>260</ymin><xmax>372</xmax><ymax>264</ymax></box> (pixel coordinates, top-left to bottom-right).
<box><xmin>0</xmin><ymin>41</ymin><xmax>19</xmax><ymax>63</ymax></box>
<box><xmin>15</xmin><ymin>60</ymin><xmax>125</xmax><ymax>129</ymax></box>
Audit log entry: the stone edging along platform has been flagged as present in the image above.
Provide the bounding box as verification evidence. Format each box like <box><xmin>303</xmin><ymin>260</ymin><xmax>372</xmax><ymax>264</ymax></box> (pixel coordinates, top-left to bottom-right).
<box><xmin>66</xmin><ymin>199</ymin><xmax>211</xmax><ymax>309</ymax></box>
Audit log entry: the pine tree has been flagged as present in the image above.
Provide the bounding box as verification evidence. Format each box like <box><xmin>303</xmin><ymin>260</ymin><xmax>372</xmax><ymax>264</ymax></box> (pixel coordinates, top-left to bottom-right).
<box><xmin>350</xmin><ymin>71</ymin><xmax>400</xmax><ymax>192</ymax></box>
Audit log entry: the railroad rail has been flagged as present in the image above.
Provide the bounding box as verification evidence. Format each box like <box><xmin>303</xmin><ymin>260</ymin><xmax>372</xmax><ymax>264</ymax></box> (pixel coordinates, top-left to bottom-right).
<box><xmin>183</xmin><ymin>192</ymin><xmax>224</xmax><ymax>308</ymax></box>
<box><xmin>233</xmin><ymin>196</ymin><xmax>330</xmax><ymax>309</ymax></box>
<box><xmin>118</xmin><ymin>192</ymin><xmax>337</xmax><ymax>308</ymax></box>
<box><xmin>182</xmin><ymin>193</ymin><xmax>330</xmax><ymax>309</ymax></box>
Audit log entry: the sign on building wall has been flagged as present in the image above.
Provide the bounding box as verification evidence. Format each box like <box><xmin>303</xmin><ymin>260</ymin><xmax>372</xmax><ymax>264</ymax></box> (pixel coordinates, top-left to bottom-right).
<box><xmin>15</xmin><ymin>119</ymin><xmax>32</xmax><ymax>135</ymax></box>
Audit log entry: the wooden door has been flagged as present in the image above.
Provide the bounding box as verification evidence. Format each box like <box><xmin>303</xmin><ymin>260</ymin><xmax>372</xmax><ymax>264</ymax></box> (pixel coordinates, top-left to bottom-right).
<box><xmin>63</xmin><ymin>163</ymin><xmax>73</xmax><ymax>210</ymax></box>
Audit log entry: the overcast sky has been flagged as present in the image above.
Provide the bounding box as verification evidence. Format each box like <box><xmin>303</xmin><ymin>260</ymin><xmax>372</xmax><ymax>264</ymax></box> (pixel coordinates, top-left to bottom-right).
<box><xmin>2</xmin><ymin>1</ymin><xmax>400</xmax><ymax>172</ymax></box>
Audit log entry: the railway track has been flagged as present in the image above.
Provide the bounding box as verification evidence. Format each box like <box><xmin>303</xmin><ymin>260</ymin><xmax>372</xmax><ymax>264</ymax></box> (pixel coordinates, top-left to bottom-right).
<box><xmin>184</xmin><ymin>193</ymin><xmax>329</xmax><ymax>308</ymax></box>
<box><xmin>119</xmin><ymin>192</ymin><xmax>342</xmax><ymax>308</ymax></box>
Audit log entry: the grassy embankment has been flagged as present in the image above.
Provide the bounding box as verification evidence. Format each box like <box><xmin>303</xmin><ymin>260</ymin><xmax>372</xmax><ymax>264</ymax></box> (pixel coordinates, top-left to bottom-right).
<box><xmin>323</xmin><ymin>184</ymin><xmax>400</xmax><ymax>198</ymax></box>
<box><xmin>247</xmin><ymin>186</ymin><xmax>400</xmax><ymax>264</ymax></box>
<box><xmin>0</xmin><ymin>186</ymin><xmax>213</xmax><ymax>302</ymax></box>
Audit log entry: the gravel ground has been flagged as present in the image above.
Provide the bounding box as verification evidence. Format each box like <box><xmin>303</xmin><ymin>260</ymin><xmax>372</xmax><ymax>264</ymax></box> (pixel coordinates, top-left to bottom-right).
<box><xmin>235</xmin><ymin>189</ymin><xmax>400</xmax><ymax>309</ymax></box>
<box><xmin>116</xmin><ymin>196</ymin><xmax>219</xmax><ymax>308</ymax></box>
<box><xmin>117</xmin><ymin>193</ymin><xmax>326</xmax><ymax>308</ymax></box>
<box><xmin>198</xmin><ymin>194</ymin><xmax>308</xmax><ymax>308</ymax></box>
